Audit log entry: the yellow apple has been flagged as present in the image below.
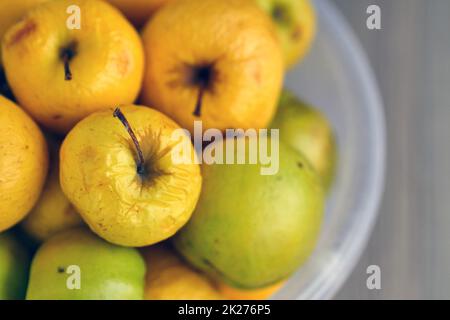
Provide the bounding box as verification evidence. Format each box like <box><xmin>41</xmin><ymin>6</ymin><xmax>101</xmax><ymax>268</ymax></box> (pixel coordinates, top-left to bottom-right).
<box><xmin>140</xmin><ymin>0</ymin><xmax>283</xmax><ymax>133</ymax></box>
<box><xmin>142</xmin><ymin>245</ymin><xmax>222</xmax><ymax>300</ymax></box>
<box><xmin>255</xmin><ymin>0</ymin><xmax>316</xmax><ymax>68</ymax></box>
<box><xmin>0</xmin><ymin>96</ymin><xmax>48</xmax><ymax>232</ymax></box>
<box><xmin>107</xmin><ymin>0</ymin><xmax>172</xmax><ymax>28</ymax></box>
<box><xmin>2</xmin><ymin>0</ymin><xmax>144</xmax><ymax>133</ymax></box>
<box><xmin>0</xmin><ymin>0</ymin><xmax>49</xmax><ymax>66</ymax></box>
<box><xmin>21</xmin><ymin>138</ymin><xmax>83</xmax><ymax>242</ymax></box>
<box><xmin>60</xmin><ymin>106</ymin><xmax>202</xmax><ymax>247</ymax></box>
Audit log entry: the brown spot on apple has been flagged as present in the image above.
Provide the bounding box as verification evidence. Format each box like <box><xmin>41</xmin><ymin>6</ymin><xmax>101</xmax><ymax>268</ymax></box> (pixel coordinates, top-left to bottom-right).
<box><xmin>116</xmin><ymin>51</ymin><xmax>130</xmax><ymax>76</ymax></box>
<box><xmin>8</xmin><ymin>20</ymin><xmax>37</xmax><ymax>47</ymax></box>
<box><xmin>80</xmin><ymin>146</ymin><xmax>97</xmax><ymax>161</ymax></box>
<box><xmin>292</xmin><ymin>25</ymin><xmax>302</xmax><ymax>41</ymax></box>
<box><xmin>253</xmin><ymin>69</ymin><xmax>262</xmax><ymax>84</ymax></box>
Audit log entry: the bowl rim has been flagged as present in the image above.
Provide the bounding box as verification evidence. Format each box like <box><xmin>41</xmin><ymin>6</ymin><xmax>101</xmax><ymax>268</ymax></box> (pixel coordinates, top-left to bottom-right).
<box><xmin>294</xmin><ymin>0</ymin><xmax>387</xmax><ymax>300</ymax></box>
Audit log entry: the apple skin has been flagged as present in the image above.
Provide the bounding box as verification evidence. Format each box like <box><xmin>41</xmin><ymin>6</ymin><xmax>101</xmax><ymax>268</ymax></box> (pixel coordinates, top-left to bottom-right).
<box><xmin>0</xmin><ymin>0</ymin><xmax>49</xmax><ymax>66</ymax></box>
<box><xmin>0</xmin><ymin>232</ymin><xmax>30</xmax><ymax>300</ymax></box>
<box><xmin>255</xmin><ymin>0</ymin><xmax>316</xmax><ymax>69</ymax></box>
<box><xmin>21</xmin><ymin>138</ymin><xmax>83</xmax><ymax>242</ymax></box>
<box><xmin>107</xmin><ymin>0</ymin><xmax>172</xmax><ymax>28</ymax></box>
<box><xmin>26</xmin><ymin>228</ymin><xmax>146</xmax><ymax>300</ymax></box>
<box><xmin>142</xmin><ymin>244</ymin><xmax>222</xmax><ymax>300</ymax></box>
<box><xmin>60</xmin><ymin>106</ymin><xmax>202</xmax><ymax>247</ymax></box>
<box><xmin>174</xmin><ymin>136</ymin><xmax>324</xmax><ymax>289</ymax></box>
<box><xmin>2</xmin><ymin>0</ymin><xmax>144</xmax><ymax>133</ymax></box>
<box><xmin>0</xmin><ymin>95</ymin><xmax>48</xmax><ymax>232</ymax></box>
<box><xmin>271</xmin><ymin>90</ymin><xmax>337</xmax><ymax>190</ymax></box>
<box><xmin>140</xmin><ymin>0</ymin><xmax>283</xmax><ymax>134</ymax></box>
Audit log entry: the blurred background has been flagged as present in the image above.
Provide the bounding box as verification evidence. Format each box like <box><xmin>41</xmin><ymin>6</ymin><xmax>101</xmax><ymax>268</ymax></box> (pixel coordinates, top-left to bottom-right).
<box><xmin>333</xmin><ymin>0</ymin><xmax>450</xmax><ymax>299</ymax></box>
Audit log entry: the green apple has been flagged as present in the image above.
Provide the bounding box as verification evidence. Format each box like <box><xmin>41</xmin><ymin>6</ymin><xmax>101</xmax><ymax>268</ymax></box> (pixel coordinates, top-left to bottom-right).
<box><xmin>255</xmin><ymin>0</ymin><xmax>316</xmax><ymax>68</ymax></box>
<box><xmin>271</xmin><ymin>90</ymin><xmax>338</xmax><ymax>190</ymax></box>
<box><xmin>174</xmin><ymin>136</ymin><xmax>324</xmax><ymax>289</ymax></box>
<box><xmin>26</xmin><ymin>228</ymin><xmax>145</xmax><ymax>300</ymax></box>
<box><xmin>0</xmin><ymin>232</ymin><xmax>30</xmax><ymax>300</ymax></box>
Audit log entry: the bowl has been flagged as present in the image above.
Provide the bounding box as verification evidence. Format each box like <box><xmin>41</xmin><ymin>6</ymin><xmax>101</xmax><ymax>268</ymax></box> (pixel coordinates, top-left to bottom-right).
<box><xmin>273</xmin><ymin>0</ymin><xmax>386</xmax><ymax>299</ymax></box>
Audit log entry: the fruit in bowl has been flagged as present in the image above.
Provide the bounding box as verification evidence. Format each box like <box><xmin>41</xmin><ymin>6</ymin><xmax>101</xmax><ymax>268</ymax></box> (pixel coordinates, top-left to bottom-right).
<box><xmin>60</xmin><ymin>106</ymin><xmax>202</xmax><ymax>247</ymax></box>
<box><xmin>140</xmin><ymin>0</ymin><xmax>284</xmax><ymax>133</ymax></box>
<box><xmin>0</xmin><ymin>0</ymin><xmax>343</xmax><ymax>301</ymax></box>
<box><xmin>271</xmin><ymin>90</ymin><xmax>338</xmax><ymax>189</ymax></box>
<box><xmin>1</xmin><ymin>0</ymin><xmax>144</xmax><ymax>133</ymax></box>
<box><xmin>142</xmin><ymin>244</ymin><xmax>222</xmax><ymax>300</ymax></box>
<box><xmin>26</xmin><ymin>228</ymin><xmax>146</xmax><ymax>300</ymax></box>
<box><xmin>174</xmin><ymin>135</ymin><xmax>324</xmax><ymax>289</ymax></box>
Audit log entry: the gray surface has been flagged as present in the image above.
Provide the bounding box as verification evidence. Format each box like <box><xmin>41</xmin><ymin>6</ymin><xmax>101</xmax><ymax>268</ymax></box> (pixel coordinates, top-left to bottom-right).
<box><xmin>333</xmin><ymin>0</ymin><xmax>450</xmax><ymax>299</ymax></box>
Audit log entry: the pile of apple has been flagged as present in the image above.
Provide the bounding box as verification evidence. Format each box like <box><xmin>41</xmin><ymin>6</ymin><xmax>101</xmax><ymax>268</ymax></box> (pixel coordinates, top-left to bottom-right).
<box><xmin>0</xmin><ymin>0</ymin><xmax>337</xmax><ymax>300</ymax></box>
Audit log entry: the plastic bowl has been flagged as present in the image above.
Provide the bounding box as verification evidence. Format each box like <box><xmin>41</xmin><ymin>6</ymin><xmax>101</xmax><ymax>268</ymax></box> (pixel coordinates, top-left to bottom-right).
<box><xmin>273</xmin><ymin>0</ymin><xmax>386</xmax><ymax>299</ymax></box>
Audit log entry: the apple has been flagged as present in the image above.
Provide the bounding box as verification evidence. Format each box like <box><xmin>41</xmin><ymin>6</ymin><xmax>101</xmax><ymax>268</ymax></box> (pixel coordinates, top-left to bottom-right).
<box><xmin>107</xmin><ymin>0</ymin><xmax>172</xmax><ymax>28</ymax></box>
<box><xmin>255</xmin><ymin>0</ymin><xmax>316</xmax><ymax>68</ymax></box>
<box><xmin>142</xmin><ymin>244</ymin><xmax>222</xmax><ymax>300</ymax></box>
<box><xmin>0</xmin><ymin>232</ymin><xmax>30</xmax><ymax>300</ymax></box>
<box><xmin>60</xmin><ymin>106</ymin><xmax>202</xmax><ymax>247</ymax></box>
<box><xmin>271</xmin><ymin>90</ymin><xmax>337</xmax><ymax>189</ymax></box>
<box><xmin>26</xmin><ymin>227</ymin><xmax>146</xmax><ymax>300</ymax></box>
<box><xmin>140</xmin><ymin>0</ymin><xmax>283</xmax><ymax>133</ymax></box>
<box><xmin>0</xmin><ymin>95</ymin><xmax>48</xmax><ymax>232</ymax></box>
<box><xmin>174</xmin><ymin>135</ymin><xmax>324</xmax><ymax>289</ymax></box>
<box><xmin>22</xmin><ymin>137</ymin><xmax>83</xmax><ymax>242</ymax></box>
<box><xmin>2</xmin><ymin>0</ymin><xmax>144</xmax><ymax>133</ymax></box>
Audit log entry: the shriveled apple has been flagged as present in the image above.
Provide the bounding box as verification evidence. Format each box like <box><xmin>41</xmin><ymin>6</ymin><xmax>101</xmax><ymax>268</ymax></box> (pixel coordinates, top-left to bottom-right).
<box><xmin>60</xmin><ymin>106</ymin><xmax>202</xmax><ymax>247</ymax></box>
<box><xmin>140</xmin><ymin>0</ymin><xmax>284</xmax><ymax>134</ymax></box>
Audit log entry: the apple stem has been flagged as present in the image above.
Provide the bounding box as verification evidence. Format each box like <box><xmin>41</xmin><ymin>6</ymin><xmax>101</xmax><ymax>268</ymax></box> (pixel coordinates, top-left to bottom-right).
<box><xmin>193</xmin><ymin>86</ymin><xmax>205</xmax><ymax>117</ymax></box>
<box><xmin>63</xmin><ymin>51</ymin><xmax>72</xmax><ymax>81</ymax></box>
<box><xmin>113</xmin><ymin>108</ymin><xmax>146</xmax><ymax>176</ymax></box>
